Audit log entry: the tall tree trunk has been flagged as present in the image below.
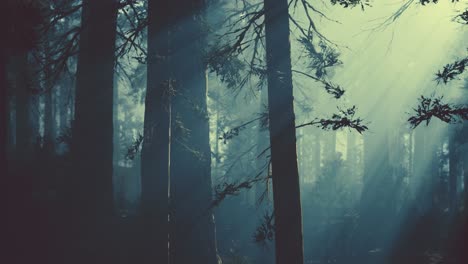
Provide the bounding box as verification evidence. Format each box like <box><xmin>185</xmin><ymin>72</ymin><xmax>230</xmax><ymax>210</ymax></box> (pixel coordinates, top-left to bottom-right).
<box><xmin>58</xmin><ymin>73</ymin><xmax>72</xmax><ymax>140</ymax></box>
<box><xmin>0</xmin><ymin>33</ymin><xmax>9</xmax><ymax>259</ymax></box>
<box><xmin>449</xmin><ymin>132</ymin><xmax>459</xmax><ymax>213</ymax></box>
<box><xmin>0</xmin><ymin>48</ymin><xmax>7</xmax><ymax>175</ymax></box>
<box><xmin>408</xmin><ymin>131</ymin><xmax>413</xmax><ymax>183</ymax></box>
<box><xmin>264</xmin><ymin>0</ymin><xmax>304</xmax><ymax>263</ymax></box>
<box><xmin>71</xmin><ymin>0</ymin><xmax>117</xmax><ymax>260</ymax></box>
<box><xmin>346</xmin><ymin>131</ymin><xmax>357</xmax><ymax>181</ymax></box>
<box><xmin>255</xmin><ymin>87</ymin><xmax>271</xmax><ymax>204</ymax></box>
<box><xmin>463</xmin><ymin>151</ymin><xmax>468</xmax><ymax>210</ymax></box>
<box><xmin>140</xmin><ymin>0</ymin><xmax>172</xmax><ymax>263</ymax></box>
<box><xmin>14</xmin><ymin>53</ymin><xmax>34</xmax><ymax>159</ymax></box>
<box><xmin>169</xmin><ymin>1</ymin><xmax>218</xmax><ymax>263</ymax></box>
<box><xmin>113</xmin><ymin>77</ymin><xmax>119</xmax><ymax>166</ymax></box>
<box><xmin>325</xmin><ymin>131</ymin><xmax>337</xmax><ymax>161</ymax></box>
<box><xmin>413</xmin><ymin>126</ymin><xmax>431</xmax><ymax>211</ymax></box>
<box><xmin>43</xmin><ymin>32</ymin><xmax>54</xmax><ymax>153</ymax></box>
<box><xmin>313</xmin><ymin>130</ymin><xmax>321</xmax><ymax>180</ymax></box>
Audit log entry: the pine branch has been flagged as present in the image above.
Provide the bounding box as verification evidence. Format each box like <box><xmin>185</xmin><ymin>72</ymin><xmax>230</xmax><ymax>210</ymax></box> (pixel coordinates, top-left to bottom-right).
<box><xmin>435</xmin><ymin>57</ymin><xmax>468</xmax><ymax>84</ymax></box>
<box><xmin>408</xmin><ymin>95</ymin><xmax>468</xmax><ymax>128</ymax></box>
<box><xmin>296</xmin><ymin>106</ymin><xmax>369</xmax><ymax>134</ymax></box>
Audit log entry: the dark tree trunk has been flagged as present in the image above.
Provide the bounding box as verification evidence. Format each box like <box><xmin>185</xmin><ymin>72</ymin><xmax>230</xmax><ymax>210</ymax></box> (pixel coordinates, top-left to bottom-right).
<box><xmin>113</xmin><ymin>77</ymin><xmax>119</xmax><ymax>166</ymax></box>
<box><xmin>0</xmin><ymin>51</ymin><xmax>7</xmax><ymax>175</ymax></box>
<box><xmin>140</xmin><ymin>0</ymin><xmax>172</xmax><ymax>263</ymax></box>
<box><xmin>264</xmin><ymin>0</ymin><xmax>304</xmax><ymax>263</ymax></box>
<box><xmin>43</xmin><ymin>33</ymin><xmax>54</xmax><ymax>153</ymax></box>
<box><xmin>58</xmin><ymin>73</ymin><xmax>72</xmax><ymax>137</ymax></box>
<box><xmin>169</xmin><ymin>1</ymin><xmax>218</xmax><ymax>263</ymax></box>
<box><xmin>71</xmin><ymin>0</ymin><xmax>117</xmax><ymax>260</ymax></box>
<box><xmin>14</xmin><ymin>53</ymin><xmax>34</xmax><ymax>159</ymax></box>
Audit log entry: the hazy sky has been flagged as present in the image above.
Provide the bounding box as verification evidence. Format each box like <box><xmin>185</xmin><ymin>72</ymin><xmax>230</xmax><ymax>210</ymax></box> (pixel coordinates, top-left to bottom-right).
<box><xmin>299</xmin><ymin>0</ymin><xmax>467</xmax><ymax>124</ymax></box>
<box><xmin>287</xmin><ymin>0</ymin><xmax>467</xmax><ymax>162</ymax></box>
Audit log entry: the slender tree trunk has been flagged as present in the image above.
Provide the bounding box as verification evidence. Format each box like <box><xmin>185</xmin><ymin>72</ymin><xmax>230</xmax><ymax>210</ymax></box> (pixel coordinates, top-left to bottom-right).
<box><xmin>113</xmin><ymin>78</ymin><xmax>119</xmax><ymax>166</ymax></box>
<box><xmin>297</xmin><ymin>129</ymin><xmax>305</xmax><ymax>183</ymax></box>
<box><xmin>264</xmin><ymin>0</ymin><xmax>304</xmax><ymax>263</ymax></box>
<box><xmin>0</xmin><ymin>50</ymin><xmax>7</xmax><ymax>175</ymax></box>
<box><xmin>413</xmin><ymin>126</ymin><xmax>431</xmax><ymax>211</ymax></box>
<box><xmin>408</xmin><ymin>131</ymin><xmax>413</xmax><ymax>184</ymax></box>
<box><xmin>0</xmin><ymin>46</ymin><xmax>10</xmax><ymax>264</ymax></box>
<box><xmin>14</xmin><ymin>53</ymin><xmax>34</xmax><ymax>159</ymax></box>
<box><xmin>325</xmin><ymin>131</ymin><xmax>337</xmax><ymax>160</ymax></box>
<box><xmin>347</xmin><ymin>131</ymin><xmax>356</xmax><ymax>180</ymax></box>
<box><xmin>255</xmin><ymin>87</ymin><xmax>271</xmax><ymax>204</ymax></box>
<box><xmin>71</xmin><ymin>0</ymin><xmax>117</xmax><ymax>260</ymax></box>
<box><xmin>140</xmin><ymin>0</ymin><xmax>172</xmax><ymax>263</ymax></box>
<box><xmin>43</xmin><ymin>32</ymin><xmax>54</xmax><ymax>153</ymax></box>
<box><xmin>449</xmin><ymin>133</ymin><xmax>459</xmax><ymax>213</ymax></box>
<box><xmin>169</xmin><ymin>1</ymin><xmax>218</xmax><ymax>263</ymax></box>
<box><xmin>313</xmin><ymin>131</ymin><xmax>321</xmax><ymax>180</ymax></box>
<box><xmin>59</xmin><ymin>74</ymin><xmax>72</xmax><ymax>137</ymax></box>
<box><xmin>0</xmin><ymin>47</ymin><xmax>9</xmax><ymax>261</ymax></box>
<box><xmin>463</xmin><ymin>152</ymin><xmax>468</xmax><ymax>210</ymax></box>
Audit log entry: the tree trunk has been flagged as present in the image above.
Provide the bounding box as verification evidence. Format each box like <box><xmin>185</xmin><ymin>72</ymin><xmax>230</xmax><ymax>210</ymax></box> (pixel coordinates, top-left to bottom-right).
<box><xmin>256</xmin><ymin>86</ymin><xmax>270</xmax><ymax>202</ymax></box>
<box><xmin>313</xmin><ymin>131</ymin><xmax>321</xmax><ymax>180</ymax></box>
<box><xmin>347</xmin><ymin>131</ymin><xmax>356</xmax><ymax>178</ymax></box>
<box><xmin>0</xmin><ymin>50</ymin><xmax>7</xmax><ymax>175</ymax></box>
<box><xmin>449</xmin><ymin>132</ymin><xmax>459</xmax><ymax>213</ymax></box>
<box><xmin>140</xmin><ymin>0</ymin><xmax>172</xmax><ymax>263</ymax></box>
<box><xmin>71</xmin><ymin>0</ymin><xmax>117</xmax><ymax>260</ymax></box>
<box><xmin>58</xmin><ymin>73</ymin><xmax>72</xmax><ymax>139</ymax></box>
<box><xmin>413</xmin><ymin>126</ymin><xmax>431</xmax><ymax>211</ymax></box>
<box><xmin>463</xmin><ymin>151</ymin><xmax>468</xmax><ymax>210</ymax></box>
<box><xmin>169</xmin><ymin>1</ymin><xmax>219</xmax><ymax>263</ymax></box>
<box><xmin>14</xmin><ymin>53</ymin><xmax>34</xmax><ymax>159</ymax></box>
<box><xmin>113</xmin><ymin>77</ymin><xmax>119</xmax><ymax>166</ymax></box>
<box><xmin>264</xmin><ymin>0</ymin><xmax>304</xmax><ymax>263</ymax></box>
<box><xmin>325</xmin><ymin>131</ymin><xmax>337</xmax><ymax>161</ymax></box>
<box><xmin>43</xmin><ymin>32</ymin><xmax>54</xmax><ymax>153</ymax></box>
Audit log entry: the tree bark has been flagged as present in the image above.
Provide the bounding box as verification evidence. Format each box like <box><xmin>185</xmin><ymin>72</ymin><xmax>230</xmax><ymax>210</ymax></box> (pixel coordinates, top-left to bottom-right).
<box><xmin>71</xmin><ymin>0</ymin><xmax>117</xmax><ymax>260</ymax></box>
<box><xmin>0</xmin><ymin>50</ymin><xmax>7</xmax><ymax>176</ymax></box>
<box><xmin>264</xmin><ymin>0</ymin><xmax>304</xmax><ymax>263</ymax></box>
<box><xmin>140</xmin><ymin>0</ymin><xmax>172</xmax><ymax>263</ymax></box>
<box><xmin>14</xmin><ymin>53</ymin><xmax>34</xmax><ymax>159</ymax></box>
<box><xmin>169</xmin><ymin>1</ymin><xmax>219</xmax><ymax>263</ymax></box>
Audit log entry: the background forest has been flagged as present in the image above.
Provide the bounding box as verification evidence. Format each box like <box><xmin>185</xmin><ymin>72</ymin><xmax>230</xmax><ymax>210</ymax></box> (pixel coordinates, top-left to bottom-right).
<box><xmin>2</xmin><ymin>0</ymin><xmax>468</xmax><ymax>264</ymax></box>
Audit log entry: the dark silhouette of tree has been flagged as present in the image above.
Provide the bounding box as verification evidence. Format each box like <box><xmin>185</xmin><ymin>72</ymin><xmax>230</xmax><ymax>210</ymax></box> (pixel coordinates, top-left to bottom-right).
<box><xmin>140</xmin><ymin>0</ymin><xmax>171</xmax><ymax>263</ymax></box>
<box><xmin>205</xmin><ymin>2</ymin><xmax>370</xmax><ymax>262</ymax></box>
<box><xmin>41</xmin><ymin>12</ymin><xmax>55</xmax><ymax>153</ymax></box>
<box><xmin>71</xmin><ymin>0</ymin><xmax>118</xmax><ymax>261</ymax></box>
<box><xmin>263</xmin><ymin>0</ymin><xmax>305</xmax><ymax>262</ymax></box>
<box><xmin>169</xmin><ymin>1</ymin><xmax>219</xmax><ymax>263</ymax></box>
<box><xmin>13</xmin><ymin>53</ymin><xmax>35</xmax><ymax>160</ymax></box>
<box><xmin>1</xmin><ymin>1</ymin><xmax>45</xmax><ymax>263</ymax></box>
